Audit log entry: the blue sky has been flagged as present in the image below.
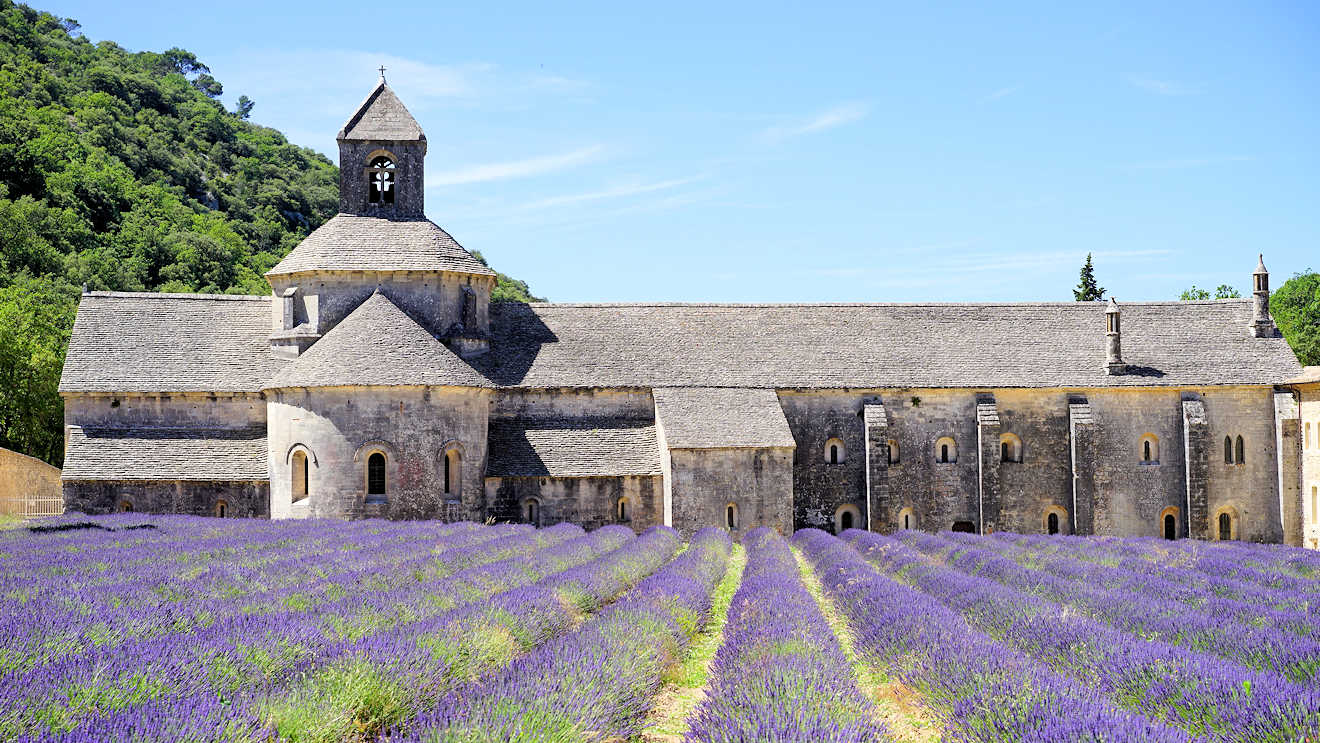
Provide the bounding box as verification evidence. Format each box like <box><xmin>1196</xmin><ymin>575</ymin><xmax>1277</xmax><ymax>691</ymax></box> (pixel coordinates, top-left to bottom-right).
<box><xmin>45</xmin><ymin>1</ymin><xmax>1320</xmax><ymax>302</ymax></box>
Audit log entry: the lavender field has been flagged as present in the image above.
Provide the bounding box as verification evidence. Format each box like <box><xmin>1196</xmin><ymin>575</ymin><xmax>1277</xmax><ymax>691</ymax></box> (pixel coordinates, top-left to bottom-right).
<box><xmin>1</xmin><ymin>516</ymin><xmax>1319</xmax><ymax>742</ymax></box>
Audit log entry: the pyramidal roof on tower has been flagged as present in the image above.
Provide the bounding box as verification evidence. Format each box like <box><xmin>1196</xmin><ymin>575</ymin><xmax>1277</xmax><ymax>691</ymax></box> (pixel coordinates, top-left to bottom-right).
<box><xmin>338</xmin><ymin>77</ymin><xmax>425</xmax><ymax>141</ymax></box>
<box><xmin>265</xmin><ymin>292</ymin><xmax>489</xmax><ymax>389</ymax></box>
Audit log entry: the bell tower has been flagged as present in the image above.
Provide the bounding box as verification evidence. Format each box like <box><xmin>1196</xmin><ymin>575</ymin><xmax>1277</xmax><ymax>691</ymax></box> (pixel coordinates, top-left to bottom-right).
<box><xmin>337</xmin><ymin>70</ymin><xmax>426</xmax><ymax>218</ymax></box>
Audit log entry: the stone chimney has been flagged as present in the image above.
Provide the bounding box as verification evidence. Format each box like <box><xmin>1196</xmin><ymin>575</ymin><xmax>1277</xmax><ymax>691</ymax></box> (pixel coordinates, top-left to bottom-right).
<box><xmin>1252</xmin><ymin>254</ymin><xmax>1274</xmax><ymax>338</ymax></box>
<box><xmin>1105</xmin><ymin>298</ymin><xmax>1126</xmax><ymax>375</ymax></box>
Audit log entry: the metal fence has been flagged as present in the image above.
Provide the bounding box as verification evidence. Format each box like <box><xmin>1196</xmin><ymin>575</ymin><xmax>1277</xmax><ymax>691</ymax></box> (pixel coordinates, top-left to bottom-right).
<box><xmin>0</xmin><ymin>495</ymin><xmax>65</xmax><ymax>519</ymax></box>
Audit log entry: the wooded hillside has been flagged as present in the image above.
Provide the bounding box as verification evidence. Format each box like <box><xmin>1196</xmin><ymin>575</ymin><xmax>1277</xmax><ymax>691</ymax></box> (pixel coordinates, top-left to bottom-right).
<box><xmin>0</xmin><ymin>1</ymin><xmax>539</xmax><ymax>466</ymax></box>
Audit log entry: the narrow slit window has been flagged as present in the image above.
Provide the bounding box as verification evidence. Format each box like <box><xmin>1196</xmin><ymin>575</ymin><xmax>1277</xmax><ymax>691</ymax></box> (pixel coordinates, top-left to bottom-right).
<box><xmin>1235</xmin><ymin>436</ymin><xmax>1245</xmax><ymax>464</ymax></box>
<box><xmin>1224</xmin><ymin>436</ymin><xmax>1234</xmax><ymax>464</ymax></box>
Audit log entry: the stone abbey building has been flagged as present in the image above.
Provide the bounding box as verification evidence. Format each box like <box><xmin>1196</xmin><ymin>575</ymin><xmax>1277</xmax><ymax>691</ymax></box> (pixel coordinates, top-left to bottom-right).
<box><xmin>58</xmin><ymin>78</ymin><xmax>1320</xmax><ymax>545</ymax></box>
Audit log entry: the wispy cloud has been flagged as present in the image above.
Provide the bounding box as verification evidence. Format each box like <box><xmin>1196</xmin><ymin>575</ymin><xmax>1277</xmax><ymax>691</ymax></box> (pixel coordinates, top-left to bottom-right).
<box><xmin>1121</xmin><ymin>155</ymin><xmax>1253</xmax><ymax>171</ymax></box>
<box><xmin>429</xmin><ymin>145</ymin><xmax>605</xmax><ymax>186</ymax></box>
<box><xmin>763</xmin><ymin>102</ymin><xmax>869</xmax><ymax>141</ymax></box>
<box><xmin>1129</xmin><ymin>76</ymin><xmax>1201</xmax><ymax>96</ymax></box>
<box><xmin>981</xmin><ymin>84</ymin><xmax>1022</xmax><ymax>103</ymax></box>
<box><xmin>520</xmin><ymin>176</ymin><xmax>701</xmax><ymax>209</ymax></box>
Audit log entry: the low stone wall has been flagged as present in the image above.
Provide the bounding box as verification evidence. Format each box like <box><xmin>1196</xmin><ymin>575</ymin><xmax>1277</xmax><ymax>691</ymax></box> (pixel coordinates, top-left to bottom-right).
<box><xmin>62</xmin><ymin>480</ymin><xmax>269</xmax><ymax>517</ymax></box>
<box><xmin>0</xmin><ymin>447</ymin><xmax>63</xmax><ymax>518</ymax></box>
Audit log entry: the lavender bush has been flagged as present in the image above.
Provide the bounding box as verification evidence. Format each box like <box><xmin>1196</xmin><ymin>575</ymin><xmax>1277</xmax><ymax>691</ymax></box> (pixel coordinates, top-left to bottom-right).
<box><xmin>684</xmin><ymin>527</ymin><xmax>887</xmax><ymax>742</ymax></box>
<box><xmin>793</xmin><ymin>528</ymin><xmax>1195</xmax><ymax>743</ymax></box>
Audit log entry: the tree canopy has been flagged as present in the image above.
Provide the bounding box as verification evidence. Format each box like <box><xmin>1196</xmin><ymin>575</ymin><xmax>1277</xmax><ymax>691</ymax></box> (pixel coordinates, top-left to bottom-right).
<box><xmin>0</xmin><ymin>1</ymin><xmax>539</xmax><ymax>466</ymax></box>
<box><xmin>1179</xmin><ymin>284</ymin><xmax>1241</xmax><ymax>300</ymax></box>
<box><xmin>1271</xmin><ymin>270</ymin><xmax>1320</xmax><ymax>367</ymax></box>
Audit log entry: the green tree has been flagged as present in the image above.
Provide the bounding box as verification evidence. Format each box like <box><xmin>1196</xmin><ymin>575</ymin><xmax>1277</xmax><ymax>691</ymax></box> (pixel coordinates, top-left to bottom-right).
<box><xmin>1180</xmin><ymin>284</ymin><xmax>1241</xmax><ymax>300</ymax></box>
<box><xmin>1073</xmin><ymin>253</ymin><xmax>1105</xmax><ymax>301</ymax></box>
<box><xmin>0</xmin><ymin>276</ymin><xmax>78</xmax><ymax>465</ymax></box>
<box><xmin>1271</xmin><ymin>270</ymin><xmax>1320</xmax><ymax>366</ymax></box>
<box><xmin>0</xmin><ymin>0</ymin><xmax>540</xmax><ymax>464</ymax></box>
<box><xmin>233</xmin><ymin>95</ymin><xmax>253</xmax><ymax>120</ymax></box>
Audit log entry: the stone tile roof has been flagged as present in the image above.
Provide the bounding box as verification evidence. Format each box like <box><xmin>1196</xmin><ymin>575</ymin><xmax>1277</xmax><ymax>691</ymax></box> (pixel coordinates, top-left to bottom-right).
<box><xmin>653</xmin><ymin>388</ymin><xmax>797</xmax><ymax>449</ymax></box>
<box><xmin>1286</xmin><ymin>366</ymin><xmax>1320</xmax><ymax>385</ymax></box>
<box><xmin>266</xmin><ymin>214</ymin><xmax>495</xmax><ymax>277</ymax></box>
<box><xmin>59</xmin><ymin>292</ymin><xmax>283</xmax><ymax>394</ymax></box>
<box><xmin>480</xmin><ymin>300</ymin><xmax>1303</xmax><ymax>389</ymax></box>
<box><xmin>62</xmin><ymin>426</ymin><xmax>267</xmax><ymax>481</ymax></box>
<box><xmin>338</xmin><ymin>80</ymin><xmax>424</xmax><ymax>141</ymax></box>
<box><xmin>486</xmin><ymin>418</ymin><xmax>661</xmax><ymax>477</ymax></box>
<box><xmin>266</xmin><ymin>292</ymin><xmax>489</xmax><ymax>389</ymax></box>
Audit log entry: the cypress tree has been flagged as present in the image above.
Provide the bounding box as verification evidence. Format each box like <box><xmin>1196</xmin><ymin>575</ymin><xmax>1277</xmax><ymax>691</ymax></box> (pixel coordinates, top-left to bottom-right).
<box><xmin>1074</xmin><ymin>253</ymin><xmax>1106</xmax><ymax>301</ymax></box>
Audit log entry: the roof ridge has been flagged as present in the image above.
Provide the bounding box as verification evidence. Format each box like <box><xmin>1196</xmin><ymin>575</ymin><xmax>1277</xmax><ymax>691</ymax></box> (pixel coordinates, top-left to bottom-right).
<box><xmin>84</xmin><ymin>291</ymin><xmax>269</xmax><ymax>301</ymax></box>
<box><xmin>511</xmin><ymin>299</ymin><xmax>1252</xmax><ymax>309</ymax></box>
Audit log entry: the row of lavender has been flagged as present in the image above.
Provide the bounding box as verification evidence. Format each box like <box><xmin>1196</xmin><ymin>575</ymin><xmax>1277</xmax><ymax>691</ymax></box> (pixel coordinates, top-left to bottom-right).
<box><xmin>0</xmin><ymin>516</ymin><xmax>699</xmax><ymax>741</ymax></box>
<box><xmin>835</xmin><ymin>528</ymin><xmax>1320</xmax><ymax>742</ymax></box>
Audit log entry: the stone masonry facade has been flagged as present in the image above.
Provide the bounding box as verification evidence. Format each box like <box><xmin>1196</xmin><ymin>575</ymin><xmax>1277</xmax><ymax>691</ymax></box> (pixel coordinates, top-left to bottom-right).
<box><xmin>57</xmin><ymin>76</ymin><xmax>1314</xmax><ymax>545</ymax></box>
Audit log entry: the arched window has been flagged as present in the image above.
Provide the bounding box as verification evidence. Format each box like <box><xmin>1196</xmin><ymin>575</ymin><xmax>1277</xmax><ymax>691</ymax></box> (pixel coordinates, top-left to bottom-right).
<box><xmin>1308</xmin><ymin>422</ymin><xmax>1314</xmax><ymax>449</ymax></box>
<box><xmin>999</xmin><ymin>433</ymin><xmax>1022</xmax><ymax>463</ymax></box>
<box><xmin>935</xmin><ymin>437</ymin><xmax>957</xmax><ymax>464</ymax></box>
<box><xmin>616</xmin><ymin>497</ymin><xmax>628</xmax><ymax>522</ymax></box>
<box><xmin>1235</xmin><ymin>436</ymin><xmax>1245</xmax><ymax>465</ymax></box>
<box><xmin>1214</xmin><ymin>506</ymin><xmax>1239</xmax><ymax>541</ymax></box>
<box><xmin>444</xmin><ymin>448</ymin><xmax>461</xmax><ymax>498</ymax></box>
<box><xmin>887</xmin><ymin>439</ymin><xmax>900</xmax><ymax>465</ymax></box>
<box><xmin>725</xmin><ymin>503</ymin><xmax>739</xmax><ymax>530</ymax></box>
<box><xmin>1160</xmin><ymin>506</ymin><xmax>1179</xmax><ymax>540</ymax></box>
<box><xmin>833</xmin><ymin>504</ymin><xmax>861</xmax><ymax>534</ymax></box>
<box><xmin>1042</xmin><ymin>505</ymin><xmax>1068</xmax><ymax>535</ymax></box>
<box><xmin>1224</xmin><ymin>436</ymin><xmax>1234</xmax><ymax>464</ymax></box>
<box><xmin>119</xmin><ymin>500</ymin><xmax>133</xmax><ymax>513</ymax></box>
<box><xmin>215</xmin><ymin>500</ymin><xmax>228</xmax><ymax>518</ymax></box>
<box><xmin>291</xmin><ymin>450</ymin><xmax>309</xmax><ymax>503</ymax></box>
<box><xmin>367</xmin><ymin>155</ymin><xmax>395</xmax><ymax>204</ymax></box>
<box><xmin>523</xmin><ymin>497</ymin><xmax>540</xmax><ymax>525</ymax></box>
<box><xmin>366</xmin><ymin>451</ymin><xmax>387</xmax><ymax>501</ymax></box>
<box><xmin>1140</xmin><ymin>434</ymin><xmax>1160</xmax><ymax>465</ymax></box>
<box><xmin>1312</xmin><ymin>485</ymin><xmax>1318</xmax><ymax>525</ymax></box>
<box><xmin>825</xmin><ymin>438</ymin><xmax>846</xmax><ymax>465</ymax></box>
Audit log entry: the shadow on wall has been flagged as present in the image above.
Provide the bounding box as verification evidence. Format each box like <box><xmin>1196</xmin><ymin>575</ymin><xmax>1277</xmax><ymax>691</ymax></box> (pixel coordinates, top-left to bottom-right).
<box><xmin>0</xmin><ymin>447</ymin><xmax>63</xmax><ymax>518</ymax></box>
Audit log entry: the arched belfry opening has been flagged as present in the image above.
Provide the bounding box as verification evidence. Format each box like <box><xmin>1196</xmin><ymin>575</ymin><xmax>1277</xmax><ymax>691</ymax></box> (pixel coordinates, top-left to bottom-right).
<box><xmin>367</xmin><ymin>154</ymin><xmax>396</xmax><ymax>205</ymax></box>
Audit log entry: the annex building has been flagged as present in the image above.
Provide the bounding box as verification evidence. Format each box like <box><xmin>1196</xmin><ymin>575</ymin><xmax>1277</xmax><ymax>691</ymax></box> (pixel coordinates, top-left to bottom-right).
<box><xmin>57</xmin><ymin>77</ymin><xmax>1320</xmax><ymax>545</ymax></box>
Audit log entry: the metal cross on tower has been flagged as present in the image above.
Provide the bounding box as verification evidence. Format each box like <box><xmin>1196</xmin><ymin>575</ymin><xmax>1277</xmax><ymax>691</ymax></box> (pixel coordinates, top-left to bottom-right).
<box><xmin>378</xmin><ymin>65</ymin><xmax>386</xmax><ymax>80</ymax></box>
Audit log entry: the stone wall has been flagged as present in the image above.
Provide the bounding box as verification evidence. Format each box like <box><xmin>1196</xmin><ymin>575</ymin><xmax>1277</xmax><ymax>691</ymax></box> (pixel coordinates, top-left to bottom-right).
<box><xmin>1301</xmin><ymin>387</ymin><xmax>1320</xmax><ymax>549</ymax></box>
<box><xmin>338</xmin><ymin>139</ymin><xmax>426</xmax><ymax>218</ymax></box>
<box><xmin>779</xmin><ymin>386</ymin><xmax>1283</xmax><ymax>541</ymax></box>
<box><xmin>490</xmin><ymin>388</ymin><xmax>654</xmax><ymax>420</ymax></box>
<box><xmin>0</xmin><ymin>447</ymin><xmax>62</xmax><ymax>517</ymax></box>
<box><xmin>267</xmin><ymin>386</ymin><xmax>490</xmax><ymax>520</ymax></box>
<box><xmin>667</xmin><ymin>447</ymin><xmax>794</xmax><ymax>538</ymax></box>
<box><xmin>63</xmin><ymin>480</ymin><xmax>268</xmax><ymax>517</ymax></box>
<box><xmin>268</xmin><ymin>272</ymin><xmax>494</xmax><ymax>341</ymax></box>
<box><xmin>484</xmin><ymin>475</ymin><xmax>661</xmax><ymax>531</ymax></box>
<box><xmin>64</xmin><ymin>393</ymin><xmax>265</xmax><ymax>430</ymax></box>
